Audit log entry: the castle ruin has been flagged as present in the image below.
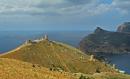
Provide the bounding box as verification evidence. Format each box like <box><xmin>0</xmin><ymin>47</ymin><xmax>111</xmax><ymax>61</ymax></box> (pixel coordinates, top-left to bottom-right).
<box><xmin>25</xmin><ymin>35</ymin><xmax>49</xmax><ymax>45</ymax></box>
<box><xmin>25</xmin><ymin>40</ymin><xmax>33</xmax><ymax>44</ymax></box>
<box><xmin>44</xmin><ymin>34</ymin><xmax>48</xmax><ymax>40</ymax></box>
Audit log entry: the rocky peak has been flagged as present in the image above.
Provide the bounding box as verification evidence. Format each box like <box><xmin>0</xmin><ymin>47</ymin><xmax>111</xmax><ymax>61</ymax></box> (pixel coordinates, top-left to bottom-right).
<box><xmin>117</xmin><ymin>22</ymin><xmax>130</xmax><ymax>33</ymax></box>
<box><xmin>94</xmin><ymin>27</ymin><xmax>106</xmax><ymax>33</ymax></box>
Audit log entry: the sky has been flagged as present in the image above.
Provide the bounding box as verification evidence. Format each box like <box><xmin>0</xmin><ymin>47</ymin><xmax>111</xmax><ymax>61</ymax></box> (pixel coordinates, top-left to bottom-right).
<box><xmin>0</xmin><ymin>0</ymin><xmax>130</xmax><ymax>31</ymax></box>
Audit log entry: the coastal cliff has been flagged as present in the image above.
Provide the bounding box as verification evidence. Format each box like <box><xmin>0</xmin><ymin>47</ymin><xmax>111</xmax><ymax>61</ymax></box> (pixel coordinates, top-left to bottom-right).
<box><xmin>117</xmin><ymin>22</ymin><xmax>130</xmax><ymax>33</ymax></box>
<box><xmin>80</xmin><ymin>27</ymin><xmax>130</xmax><ymax>54</ymax></box>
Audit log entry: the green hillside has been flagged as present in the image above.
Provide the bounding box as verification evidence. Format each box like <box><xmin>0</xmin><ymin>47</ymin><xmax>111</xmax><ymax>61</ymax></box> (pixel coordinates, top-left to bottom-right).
<box><xmin>0</xmin><ymin>38</ymin><xmax>115</xmax><ymax>74</ymax></box>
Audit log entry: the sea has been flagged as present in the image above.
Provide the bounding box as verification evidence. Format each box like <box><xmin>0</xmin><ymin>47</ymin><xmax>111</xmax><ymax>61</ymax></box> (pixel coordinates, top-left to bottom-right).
<box><xmin>0</xmin><ymin>31</ymin><xmax>130</xmax><ymax>74</ymax></box>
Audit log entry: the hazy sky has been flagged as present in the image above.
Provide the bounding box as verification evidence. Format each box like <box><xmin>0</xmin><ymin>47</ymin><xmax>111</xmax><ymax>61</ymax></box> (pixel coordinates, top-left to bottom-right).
<box><xmin>0</xmin><ymin>0</ymin><xmax>130</xmax><ymax>31</ymax></box>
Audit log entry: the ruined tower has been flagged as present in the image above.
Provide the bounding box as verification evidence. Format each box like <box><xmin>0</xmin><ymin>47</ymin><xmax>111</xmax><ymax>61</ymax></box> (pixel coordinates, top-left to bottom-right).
<box><xmin>44</xmin><ymin>34</ymin><xmax>48</xmax><ymax>40</ymax></box>
<box><xmin>89</xmin><ymin>55</ymin><xmax>95</xmax><ymax>61</ymax></box>
<box><xmin>112</xmin><ymin>64</ymin><xmax>116</xmax><ymax>69</ymax></box>
<box><xmin>25</xmin><ymin>40</ymin><xmax>32</xmax><ymax>44</ymax></box>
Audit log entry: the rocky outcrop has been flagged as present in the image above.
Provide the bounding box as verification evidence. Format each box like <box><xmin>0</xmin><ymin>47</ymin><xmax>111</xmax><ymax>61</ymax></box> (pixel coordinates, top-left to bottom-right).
<box><xmin>117</xmin><ymin>22</ymin><xmax>130</xmax><ymax>33</ymax></box>
<box><xmin>79</xmin><ymin>27</ymin><xmax>130</xmax><ymax>54</ymax></box>
<box><xmin>94</xmin><ymin>27</ymin><xmax>108</xmax><ymax>33</ymax></box>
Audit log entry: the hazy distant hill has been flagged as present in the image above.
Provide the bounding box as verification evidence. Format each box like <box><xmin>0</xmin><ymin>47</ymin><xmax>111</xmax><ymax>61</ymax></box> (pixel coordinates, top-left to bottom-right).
<box><xmin>0</xmin><ymin>36</ymin><xmax>114</xmax><ymax>74</ymax></box>
<box><xmin>79</xmin><ymin>27</ymin><xmax>130</xmax><ymax>54</ymax></box>
<box><xmin>117</xmin><ymin>22</ymin><xmax>130</xmax><ymax>33</ymax></box>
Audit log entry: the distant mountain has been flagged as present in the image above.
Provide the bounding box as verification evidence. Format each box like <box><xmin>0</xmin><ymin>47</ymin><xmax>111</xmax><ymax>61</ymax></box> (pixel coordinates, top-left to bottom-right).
<box><xmin>0</xmin><ymin>36</ymin><xmax>115</xmax><ymax>74</ymax></box>
<box><xmin>117</xmin><ymin>22</ymin><xmax>130</xmax><ymax>33</ymax></box>
<box><xmin>79</xmin><ymin>27</ymin><xmax>130</xmax><ymax>54</ymax></box>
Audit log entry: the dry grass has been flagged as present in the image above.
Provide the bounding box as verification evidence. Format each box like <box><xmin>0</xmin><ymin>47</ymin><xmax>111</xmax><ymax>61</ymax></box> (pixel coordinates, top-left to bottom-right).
<box><xmin>0</xmin><ymin>58</ymin><xmax>76</xmax><ymax>79</ymax></box>
<box><xmin>75</xmin><ymin>72</ymin><xmax>130</xmax><ymax>79</ymax></box>
<box><xmin>0</xmin><ymin>40</ymin><xmax>115</xmax><ymax>74</ymax></box>
<box><xmin>0</xmin><ymin>58</ymin><xmax>130</xmax><ymax>79</ymax></box>
<box><xmin>93</xmin><ymin>72</ymin><xmax>130</xmax><ymax>79</ymax></box>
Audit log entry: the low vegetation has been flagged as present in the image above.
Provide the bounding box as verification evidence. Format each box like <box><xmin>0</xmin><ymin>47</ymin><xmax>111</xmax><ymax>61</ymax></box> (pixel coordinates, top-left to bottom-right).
<box><xmin>0</xmin><ymin>58</ymin><xmax>76</xmax><ymax>79</ymax></box>
<box><xmin>0</xmin><ymin>39</ymin><xmax>130</xmax><ymax>79</ymax></box>
<box><xmin>1</xmin><ymin>58</ymin><xmax>130</xmax><ymax>79</ymax></box>
<box><xmin>0</xmin><ymin>39</ymin><xmax>116</xmax><ymax>74</ymax></box>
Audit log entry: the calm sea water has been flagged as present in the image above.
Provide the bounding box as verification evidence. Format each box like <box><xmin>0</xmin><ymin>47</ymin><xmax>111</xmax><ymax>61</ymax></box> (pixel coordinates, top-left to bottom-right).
<box><xmin>0</xmin><ymin>31</ymin><xmax>130</xmax><ymax>74</ymax></box>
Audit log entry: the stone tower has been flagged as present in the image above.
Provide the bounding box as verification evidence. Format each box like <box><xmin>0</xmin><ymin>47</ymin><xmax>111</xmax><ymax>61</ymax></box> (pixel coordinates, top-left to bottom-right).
<box><xmin>44</xmin><ymin>34</ymin><xmax>48</xmax><ymax>40</ymax></box>
<box><xmin>112</xmin><ymin>64</ymin><xmax>116</xmax><ymax>69</ymax></box>
<box><xmin>25</xmin><ymin>40</ymin><xmax>32</xmax><ymax>44</ymax></box>
<box><xmin>89</xmin><ymin>55</ymin><xmax>95</xmax><ymax>61</ymax></box>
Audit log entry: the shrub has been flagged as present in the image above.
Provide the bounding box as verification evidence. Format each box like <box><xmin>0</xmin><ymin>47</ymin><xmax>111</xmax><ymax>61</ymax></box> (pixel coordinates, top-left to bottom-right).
<box><xmin>79</xmin><ymin>75</ymin><xmax>87</xmax><ymax>79</ymax></box>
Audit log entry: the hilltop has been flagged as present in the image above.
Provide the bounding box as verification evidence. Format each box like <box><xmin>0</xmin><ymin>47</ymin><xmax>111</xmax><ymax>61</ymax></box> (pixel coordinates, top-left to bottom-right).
<box><xmin>79</xmin><ymin>27</ymin><xmax>130</xmax><ymax>54</ymax></box>
<box><xmin>117</xmin><ymin>22</ymin><xmax>130</xmax><ymax>33</ymax></box>
<box><xmin>1</xmin><ymin>35</ymin><xmax>130</xmax><ymax>79</ymax></box>
<box><xmin>0</xmin><ymin>35</ymin><xmax>115</xmax><ymax>74</ymax></box>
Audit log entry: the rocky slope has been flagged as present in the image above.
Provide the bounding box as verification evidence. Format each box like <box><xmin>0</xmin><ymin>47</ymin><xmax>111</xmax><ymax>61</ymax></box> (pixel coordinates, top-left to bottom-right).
<box><xmin>0</xmin><ymin>36</ymin><xmax>115</xmax><ymax>74</ymax></box>
<box><xmin>79</xmin><ymin>27</ymin><xmax>130</xmax><ymax>54</ymax></box>
<box><xmin>117</xmin><ymin>22</ymin><xmax>130</xmax><ymax>33</ymax></box>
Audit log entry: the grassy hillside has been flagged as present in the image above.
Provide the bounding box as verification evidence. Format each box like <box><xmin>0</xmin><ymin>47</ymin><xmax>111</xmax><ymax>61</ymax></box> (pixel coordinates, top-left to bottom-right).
<box><xmin>1</xmin><ymin>58</ymin><xmax>130</xmax><ymax>79</ymax></box>
<box><xmin>75</xmin><ymin>72</ymin><xmax>130</xmax><ymax>79</ymax></box>
<box><xmin>0</xmin><ymin>39</ymin><xmax>115</xmax><ymax>74</ymax></box>
<box><xmin>0</xmin><ymin>58</ymin><xmax>76</xmax><ymax>79</ymax></box>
